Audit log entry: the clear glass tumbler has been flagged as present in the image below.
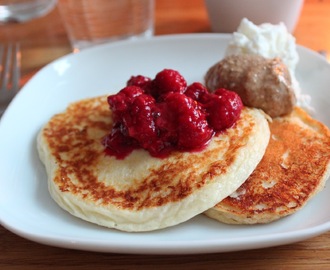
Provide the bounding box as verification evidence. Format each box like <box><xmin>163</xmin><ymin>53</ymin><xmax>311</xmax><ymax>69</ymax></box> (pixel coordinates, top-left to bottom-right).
<box><xmin>57</xmin><ymin>0</ymin><xmax>154</xmax><ymax>52</ymax></box>
<box><xmin>0</xmin><ymin>0</ymin><xmax>57</xmax><ymax>24</ymax></box>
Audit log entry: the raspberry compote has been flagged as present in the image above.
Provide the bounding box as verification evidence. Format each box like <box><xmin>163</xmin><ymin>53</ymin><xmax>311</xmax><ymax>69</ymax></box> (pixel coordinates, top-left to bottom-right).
<box><xmin>103</xmin><ymin>69</ymin><xmax>243</xmax><ymax>159</ymax></box>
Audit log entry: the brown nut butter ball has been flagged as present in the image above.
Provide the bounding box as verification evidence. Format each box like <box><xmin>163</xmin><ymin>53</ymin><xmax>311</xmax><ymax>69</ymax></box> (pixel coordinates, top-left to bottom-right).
<box><xmin>205</xmin><ymin>54</ymin><xmax>296</xmax><ymax>117</ymax></box>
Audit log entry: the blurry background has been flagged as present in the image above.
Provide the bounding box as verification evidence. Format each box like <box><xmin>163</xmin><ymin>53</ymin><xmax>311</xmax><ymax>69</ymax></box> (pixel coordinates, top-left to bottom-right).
<box><xmin>0</xmin><ymin>0</ymin><xmax>329</xmax><ymax>92</ymax></box>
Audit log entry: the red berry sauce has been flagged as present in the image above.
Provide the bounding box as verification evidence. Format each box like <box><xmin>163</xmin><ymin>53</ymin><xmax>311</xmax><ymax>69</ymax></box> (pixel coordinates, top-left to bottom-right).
<box><xmin>103</xmin><ymin>69</ymin><xmax>243</xmax><ymax>159</ymax></box>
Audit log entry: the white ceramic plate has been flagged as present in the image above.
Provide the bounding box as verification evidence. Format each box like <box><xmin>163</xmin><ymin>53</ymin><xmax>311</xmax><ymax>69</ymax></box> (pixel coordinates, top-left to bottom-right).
<box><xmin>1</xmin><ymin>34</ymin><xmax>330</xmax><ymax>254</ymax></box>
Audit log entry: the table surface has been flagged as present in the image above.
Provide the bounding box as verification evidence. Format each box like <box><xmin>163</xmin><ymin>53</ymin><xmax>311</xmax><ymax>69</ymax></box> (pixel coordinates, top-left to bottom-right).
<box><xmin>1</xmin><ymin>0</ymin><xmax>330</xmax><ymax>268</ymax></box>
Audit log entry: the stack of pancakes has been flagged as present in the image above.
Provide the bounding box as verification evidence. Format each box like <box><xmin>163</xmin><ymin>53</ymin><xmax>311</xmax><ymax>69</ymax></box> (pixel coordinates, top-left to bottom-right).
<box><xmin>37</xmin><ymin>91</ymin><xmax>330</xmax><ymax>231</ymax></box>
<box><xmin>37</xmin><ymin>97</ymin><xmax>269</xmax><ymax>231</ymax></box>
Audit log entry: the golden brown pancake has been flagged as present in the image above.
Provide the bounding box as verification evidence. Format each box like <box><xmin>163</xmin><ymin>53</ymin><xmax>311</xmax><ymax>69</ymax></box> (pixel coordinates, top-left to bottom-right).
<box><xmin>37</xmin><ymin>95</ymin><xmax>270</xmax><ymax>232</ymax></box>
<box><xmin>205</xmin><ymin>107</ymin><xmax>330</xmax><ymax>224</ymax></box>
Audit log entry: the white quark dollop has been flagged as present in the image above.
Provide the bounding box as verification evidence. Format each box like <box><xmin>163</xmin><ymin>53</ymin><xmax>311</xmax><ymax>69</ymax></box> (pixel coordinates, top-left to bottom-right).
<box><xmin>226</xmin><ymin>18</ymin><xmax>298</xmax><ymax>72</ymax></box>
<box><xmin>225</xmin><ymin>18</ymin><xmax>313</xmax><ymax>112</ymax></box>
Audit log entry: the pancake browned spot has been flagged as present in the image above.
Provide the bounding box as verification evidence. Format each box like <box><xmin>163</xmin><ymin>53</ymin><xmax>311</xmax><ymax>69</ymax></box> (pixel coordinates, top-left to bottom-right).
<box><xmin>37</xmin><ymin>96</ymin><xmax>270</xmax><ymax>232</ymax></box>
<box><xmin>205</xmin><ymin>107</ymin><xmax>330</xmax><ymax>224</ymax></box>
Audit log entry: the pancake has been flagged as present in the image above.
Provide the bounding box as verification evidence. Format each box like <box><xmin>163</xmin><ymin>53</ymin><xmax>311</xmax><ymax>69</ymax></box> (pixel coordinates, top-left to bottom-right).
<box><xmin>37</xmin><ymin>95</ymin><xmax>270</xmax><ymax>232</ymax></box>
<box><xmin>205</xmin><ymin>107</ymin><xmax>330</xmax><ymax>224</ymax></box>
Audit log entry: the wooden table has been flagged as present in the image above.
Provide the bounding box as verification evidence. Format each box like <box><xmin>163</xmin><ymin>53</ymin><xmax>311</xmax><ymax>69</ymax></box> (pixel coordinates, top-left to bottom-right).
<box><xmin>1</xmin><ymin>0</ymin><xmax>330</xmax><ymax>268</ymax></box>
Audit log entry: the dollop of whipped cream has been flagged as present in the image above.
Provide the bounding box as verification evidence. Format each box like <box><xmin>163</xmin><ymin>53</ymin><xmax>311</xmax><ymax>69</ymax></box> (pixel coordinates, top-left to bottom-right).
<box><xmin>225</xmin><ymin>18</ymin><xmax>312</xmax><ymax>113</ymax></box>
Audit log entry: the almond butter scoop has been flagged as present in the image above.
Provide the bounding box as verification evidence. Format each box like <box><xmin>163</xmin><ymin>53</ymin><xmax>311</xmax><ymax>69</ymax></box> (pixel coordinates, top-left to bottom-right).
<box><xmin>205</xmin><ymin>54</ymin><xmax>296</xmax><ymax>117</ymax></box>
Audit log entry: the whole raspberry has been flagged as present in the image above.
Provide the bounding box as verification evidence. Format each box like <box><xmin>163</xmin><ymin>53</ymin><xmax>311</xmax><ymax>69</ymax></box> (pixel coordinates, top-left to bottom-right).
<box><xmin>123</xmin><ymin>94</ymin><xmax>158</xmax><ymax>151</ymax></box>
<box><xmin>107</xmin><ymin>86</ymin><xmax>144</xmax><ymax>119</ymax></box>
<box><xmin>127</xmin><ymin>75</ymin><xmax>152</xmax><ymax>94</ymax></box>
<box><xmin>151</xmin><ymin>69</ymin><xmax>187</xmax><ymax>99</ymax></box>
<box><xmin>185</xmin><ymin>82</ymin><xmax>209</xmax><ymax>103</ymax></box>
<box><xmin>205</xmin><ymin>88</ymin><xmax>243</xmax><ymax>131</ymax></box>
<box><xmin>163</xmin><ymin>92</ymin><xmax>213</xmax><ymax>150</ymax></box>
